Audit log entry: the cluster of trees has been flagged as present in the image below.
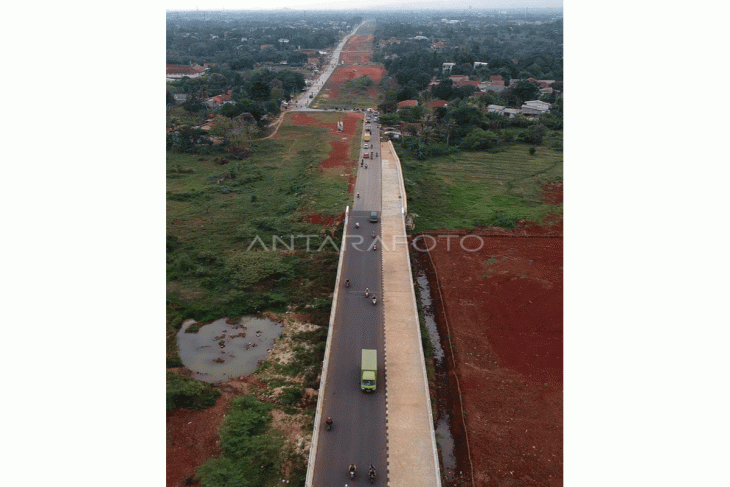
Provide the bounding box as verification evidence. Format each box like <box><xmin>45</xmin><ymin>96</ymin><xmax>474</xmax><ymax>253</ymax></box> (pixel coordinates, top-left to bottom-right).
<box><xmin>167</xmin><ymin>66</ymin><xmax>308</xmax><ymax>153</ymax></box>
<box><xmin>373</xmin><ymin>14</ymin><xmax>562</xmax><ymax>82</ymax></box>
<box><xmin>166</xmin><ymin>10</ymin><xmax>360</xmax><ymax>66</ymax></box>
<box><xmin>381</xmin><ymin>94</ymin><xmax>562</xmax><ymax>160</ymax></box>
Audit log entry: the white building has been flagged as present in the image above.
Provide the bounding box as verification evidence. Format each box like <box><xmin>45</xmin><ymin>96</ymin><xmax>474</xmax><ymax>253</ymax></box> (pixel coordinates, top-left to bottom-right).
<box><xmin>521</xmin><ymin>100</ymin><xmax>551</xmax><ymax>117</ymax></box>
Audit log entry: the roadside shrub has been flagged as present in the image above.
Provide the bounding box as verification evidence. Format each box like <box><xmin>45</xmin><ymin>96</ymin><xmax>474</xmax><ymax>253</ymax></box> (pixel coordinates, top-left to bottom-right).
<box><xmin>224</xmin><ymin>251</ymin><xmax>294</xmax><ymax>289</ymax></box>
<box><xmin>426</xmin><ymin>142</ymin><xmax>459</xmax><ymax>158</ymax></box>
<box><xmin>174</xmin><ymin>253</ymin><xmax>195</xmax><ymax>273</ymax></box>
<box><xmin>519</xmin><ymin>124</ymin><xmax>547</xmax><ymax>145</ymax></box>
<box><xmin>459</xmin><ymin>128</ymin><xmax>499</xmax><ymax>151</ymax></box>
<box><xmin>218</xmin><ymin>395</ymin><xmax>273</xmax><ymax>457</ymax></box>
<box><xmin>280</xmin><ymin>387</ymin><xmax>303</xmax><ymax>406</ymax></box>
<box><xmin>166</xmin><ymin>372</ymin><xmax>220</xmax><ymax>411</ymax></box>
<box><xmin>166</xmin><ymin>355</ymin><xmax>183</xmax><ymax>368</ymax></box>
<box><xmin>490</xmin><ymin>211</ymin><xmax>518</xmax><ymax>229</ymax></box>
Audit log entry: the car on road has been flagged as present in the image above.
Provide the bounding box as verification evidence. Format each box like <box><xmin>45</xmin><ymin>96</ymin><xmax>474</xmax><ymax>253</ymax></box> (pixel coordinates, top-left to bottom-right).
<box><xmin>369</xmin><ymin>211</ymin><xmax>378</xmax><ymax>223</ymax></box>
<box><xmin>364</xmin><ymin>152</ymin><xmax>369</xmax><ymax>158</ymax></box>
<box><xmin>363</xmin><ymin>144</ymin><xmax>369</xmax><ymax>149</ymax></box>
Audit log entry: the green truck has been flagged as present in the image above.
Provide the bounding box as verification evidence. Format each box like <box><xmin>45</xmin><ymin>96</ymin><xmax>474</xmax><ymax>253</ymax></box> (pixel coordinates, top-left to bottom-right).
<box><xmin>360</xmin><ymin>349</ymin><xmax>377</xmax><ymax>392</ymax></box>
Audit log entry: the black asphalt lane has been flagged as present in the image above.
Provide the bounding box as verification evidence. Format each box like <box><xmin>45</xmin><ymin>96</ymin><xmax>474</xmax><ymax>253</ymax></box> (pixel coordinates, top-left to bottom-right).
<box><xmin>312</xmin><ymin>124</ymin><xmax>386</xmax><ymax>486</ymax></box>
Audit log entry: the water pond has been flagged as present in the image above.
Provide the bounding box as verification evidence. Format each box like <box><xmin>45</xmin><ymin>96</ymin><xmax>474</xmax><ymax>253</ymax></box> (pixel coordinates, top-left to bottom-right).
<box><xmin>177</xmin><ymin>316</ymin><xmax>283</xmax><ymax>383</ymax></box>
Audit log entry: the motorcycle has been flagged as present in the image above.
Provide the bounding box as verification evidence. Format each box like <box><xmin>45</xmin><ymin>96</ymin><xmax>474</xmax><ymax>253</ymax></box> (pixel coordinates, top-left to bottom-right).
<box><xmin>345</xmin><ymin>279</ymin><xmax>350</xmax><ymax>287</ymax></box>
<box><xmin>348</xmin><ymin>465</ymin><xmax>357</xmax><ymax>479</ymax></box>
<box><xmin>368</xmin><ymin>465</ymin><xmax>376</xmax><ymax>484</ymax></box>
<box><xmin>372</xmin><ymin>296</ymin><xmax>377</xmax><ymax>305</ymax></box>
<box><xmin>357</xmin><ymin>192</ymin><xmax>360</xmax><ymax>198</ymax></box>
<box><xmin>355</xmin><ymin>222</ymin><xmax>360</xmax><ymax>229</ymax></box>
<box><xmin>372</xmin><ymin>232</ymin><xmax>376</xmax><ymax>238</ymax></box>
<box><xmin>325</xmin><ymin>417</ymin><xmax>333</xmax><ymax>431</ymax></box>
<box><xmin>365</xmin><ymin>288</ymin><xmax>370</xmax><ymax>298</ymax></box>
<box><xmin>373</xmin><ymin>243</ymin><xmax>377</xmax><ymax>251</ymax></box>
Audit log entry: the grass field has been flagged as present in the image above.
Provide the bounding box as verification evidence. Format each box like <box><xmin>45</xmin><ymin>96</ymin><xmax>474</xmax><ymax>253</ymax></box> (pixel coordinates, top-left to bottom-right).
<box><xmin>398</xmin><ymin>143</ymin><xmax>563</xmax><ymax>231</ymax></box>
<box><xmin>166</xmin><ymin>113</ymin><xmax>355</xmax><ymax>360</ymax></box>
<box><xmin>313</xmin><ymin>86</ymin><xmax>381</xmax><ymax>110</ymax></box>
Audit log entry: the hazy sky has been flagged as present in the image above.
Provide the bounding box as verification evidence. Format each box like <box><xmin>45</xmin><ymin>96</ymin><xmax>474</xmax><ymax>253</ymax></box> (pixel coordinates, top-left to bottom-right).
<box><xmin>166</xmin><ymin>0</ymin><xmax>563</xmax><ymax>11</ymax></box>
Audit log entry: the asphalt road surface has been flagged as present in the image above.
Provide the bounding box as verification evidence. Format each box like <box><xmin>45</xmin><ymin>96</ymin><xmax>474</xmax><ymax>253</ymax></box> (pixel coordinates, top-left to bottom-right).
<box><xmin>312</xmin><ymin>122</ymin><xmax>386</xmax><ymax>485</ymax></box>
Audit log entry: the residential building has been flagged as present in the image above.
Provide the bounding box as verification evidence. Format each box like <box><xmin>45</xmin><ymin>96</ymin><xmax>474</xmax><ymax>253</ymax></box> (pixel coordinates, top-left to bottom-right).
<box><xmin>397</xmin><ymin>100</ymin><xmax>419</xmax><ymax>109</ymax></box>
<box><xmin>424</xmin><ymin>100</ymin><xmax>449</xmax><ymax>109</ymax></box>
<box><xmin>166</xmin><ymin>64</ymin><xmax>206</xmax><ymax>81</ymax></box>
<box><xmin>205</xmin><ymin>91</ymin><xmax>233</xmax><ymax>108</ymax></box>
<box><xmin>521</xmin><ymin>100</ymin><xmax>551</xmax><ymax>117</ymax></box>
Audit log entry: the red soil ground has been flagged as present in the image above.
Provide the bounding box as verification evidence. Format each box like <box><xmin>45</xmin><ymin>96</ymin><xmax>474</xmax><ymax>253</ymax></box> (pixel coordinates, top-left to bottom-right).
<box><xmin>327</xmin><ymin>65</ymin><xmax>386</xmax><ymax>99</ymax></box>
<box><xmin>166</xmin><ymin>376</ymin><xmax>266</xmax><ymax>487</ymax></box>
<box><xmin>288</xmin><ymin>112</ymin><xmax>361</xmax><ymax>170</ymax></box>
<box><xmin>340</xmin><ymin>34</ymin><xmax>375</xmax><ymax>64</ymax></box>
<box><xmin>421</xmin><ymin>183</ymin><xmax>563</xmax><ymax>487</ymax></box>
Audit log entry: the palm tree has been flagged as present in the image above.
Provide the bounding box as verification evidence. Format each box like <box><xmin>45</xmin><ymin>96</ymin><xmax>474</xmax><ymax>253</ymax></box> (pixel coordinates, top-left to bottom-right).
<box><xmin>419</xmin><ymin>125</ymin><xmax>439</xmax><ymax>145</ymax></box>
<box><xmin>442</xmin><ymin>119</ymin><xmax>458</xmax><ymax>146</ymax></box>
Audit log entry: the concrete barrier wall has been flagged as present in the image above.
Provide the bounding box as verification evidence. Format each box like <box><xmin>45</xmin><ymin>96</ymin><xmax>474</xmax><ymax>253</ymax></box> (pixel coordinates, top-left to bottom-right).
<box><xmin>385</xmin><ymin>140</ymin><xmax>407</xmax><ymax>215</ymax></box>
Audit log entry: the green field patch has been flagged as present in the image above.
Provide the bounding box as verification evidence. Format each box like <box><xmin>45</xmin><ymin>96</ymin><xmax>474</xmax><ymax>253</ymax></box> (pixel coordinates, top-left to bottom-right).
<box><xmin>167</xmin><ymin>111</ymin><xmax>358</xmax><ymax>356</ymax></box>
<box><xmin>399</xmin><ymin>144</ymin><xmax>562</xmax><ymax>231</ymax></box>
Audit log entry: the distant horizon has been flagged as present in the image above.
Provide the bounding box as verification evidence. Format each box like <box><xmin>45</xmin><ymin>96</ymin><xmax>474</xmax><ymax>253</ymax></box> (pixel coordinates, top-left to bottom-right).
<box><xmin>165</xmin><ymin>0</ymin><xmax>563</xmax><ymax>13</ymax></box>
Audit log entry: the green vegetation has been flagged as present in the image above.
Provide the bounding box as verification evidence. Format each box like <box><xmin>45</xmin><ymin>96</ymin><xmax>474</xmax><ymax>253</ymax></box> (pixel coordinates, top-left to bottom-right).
<box><xmin>167</xmin><ymin>113</ymin><xmax>351</xmax><ymax>364</ymax></box>
<box><xmin>197</xmin><ymin>395</ymin><xmax>285</xmax><ymax>487</ymax></box>
<box><xmin>313</xmin><ymin>79</ymin><xmax>381</xmax><ymax>110</ymax></box>
<box><xmin>399</xmin><ymin>144</ymin><xmax>562</xmax><ymax>231</ymax></box>
<box><xmin>166</xmin><ymin>372</ymin><xmax>221</xmax><ymax>411</ymax></box>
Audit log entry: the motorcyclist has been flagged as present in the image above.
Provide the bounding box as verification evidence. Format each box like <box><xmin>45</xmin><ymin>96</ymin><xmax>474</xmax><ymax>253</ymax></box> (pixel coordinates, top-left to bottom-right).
<box><xmin>357</xmin><ymin>192</ymin><xmax>360</xmax><ymax>198</ymax></box>
<box><xmin>325</xmin><ymin>417</ymin><xmax>333</xmax><ymax>429</ymax></box>
<box><xmin>348</xmin><ymin>464</ymin><xmax>357</xmax><ymax>476</ymax></box>
<box><xmin>368</xmin><ymin>465</ymin><xmax>376</xmax><ymax>477</ymax></box>
<box><xmin>372</xmin><ymin>296</ymin><xmax>377</xmax><ymax>305</ymax></box>
<box><xmin>355</xmin><ymin>222</ymin><xmax>360</xmax><ymax>229</ymax></box>
<box><xmin>345</xmin><ymin>279</ymin><xmax>350</xmax><ymax>287</ymax></box>
<box><xmin>373</xmin><ymin>243</ymin><xmax>377</xmax><ymax>251</ymax></box>
<box><xmin>365</xmin><ymin>288</ymin><xmax>369</xmax><ymax>297</ymax></box>
<box><xmin>372</xmin><ymin>231</ymin><xmax>376</xmax><ymax>238</ymax></box>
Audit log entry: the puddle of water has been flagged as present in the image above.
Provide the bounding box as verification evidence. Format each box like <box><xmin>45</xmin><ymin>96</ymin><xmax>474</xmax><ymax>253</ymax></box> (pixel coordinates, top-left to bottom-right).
<box><xmin>417</xmin><ymin>270</ymin><xmax>445</xmax><ymax>365</ymax></box>
<box><xmin>177</xmin><ymin>317</ymin><xmax>283</xmax><ymax>383</ymax></box>
<box><xmin>415</xmin><ymin>267</ymin><xmax>456</xmax><ymax>481</ymax></box>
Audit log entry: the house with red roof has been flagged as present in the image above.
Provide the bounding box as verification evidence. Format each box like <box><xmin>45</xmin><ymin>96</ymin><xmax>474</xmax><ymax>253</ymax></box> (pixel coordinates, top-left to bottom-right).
<box><xmin>205</xmin><ymin>90</ymin><xmax>233</xmax><ymax>108</ymax></box>
<box><xmin>166</xmin><ymin>64</ymin><xmax>206</xmax><ymax>81</ymax></box>
<box><xmin>424</xmin><ymin>100</ymin><xmax>449</xmax><ymax>109</ymax></box>
<box><xmin>454</xmin><ymin>80</ymin><xmax>481</xmax><ymax>89</ymax></box>
<box><xmin>397</xmin><ymin>100</ymin><xmax>419</xmax><ymax>109</ymax></box>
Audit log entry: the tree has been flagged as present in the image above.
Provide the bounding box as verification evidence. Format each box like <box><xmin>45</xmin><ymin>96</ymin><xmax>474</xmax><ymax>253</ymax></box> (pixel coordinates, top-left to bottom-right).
<box><xmin>378</xmin><ymin>89</ymin><xmax>399</xmax><ymax>113</ymax></box>
<box><xmin>419</xmin><ymin>125</ymin><xmax>439</xmax><ymax>145</ymax></box>
<box><xmin>378</xmin><ymin>112</ymin><xmax>401</xmax><ymax>126</ymax></box>
<box><xmin>459</xmin><ymin>128</ymin><xmax>498</xmax><ymax>151</ymax></box>
<box><xmin>399</xmin><ymin>104</ymin><xmax>426</xmax><ymax>123</ymax></box>
<box><xmin>353</xmin><ymin>75</ymin><xmax>373</xmax><ymax>90</ymax></box>
<box><xmin>442</xmin><ymin>119</ymin><xmax>458</xmax><ymax>145</ymax></box>
<box><xmin>512</xmin><ymin>79</ymin><xmax>541</xmax><ymax>104</ymax></box>
<box><xmin>431</xmin><ymin>79</ymin><xmax>454</xmax><ymax>101</ymax></box>
<box><xmin>396</xmin><ymin>84</ymin><xmax>419</xmax><ymax>101</ymax></box>
<box><xmin>519</xmin><ymin>123</ymin><xmax>547</xmax><ymax>145</ymax></box>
